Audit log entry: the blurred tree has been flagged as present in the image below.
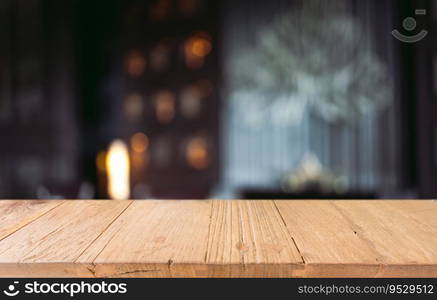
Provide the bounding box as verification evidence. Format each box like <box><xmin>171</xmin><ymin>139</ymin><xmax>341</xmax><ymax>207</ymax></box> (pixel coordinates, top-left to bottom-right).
<box><xmin>230</xmin><ymin>0</ymin><xmax>392</xmax><ymax>125</ymax></box>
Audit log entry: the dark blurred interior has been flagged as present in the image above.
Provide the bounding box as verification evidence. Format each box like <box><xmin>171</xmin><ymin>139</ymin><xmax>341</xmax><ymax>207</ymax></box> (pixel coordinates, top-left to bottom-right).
<box><xmin>0</xmin><ymin>0</ymin><xmax>436</xmax><ymax>199</ymax></box>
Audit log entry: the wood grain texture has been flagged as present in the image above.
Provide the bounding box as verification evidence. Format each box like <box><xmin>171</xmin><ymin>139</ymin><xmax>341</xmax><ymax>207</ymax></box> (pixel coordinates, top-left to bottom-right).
<box><xmin>0</xmin><ymin>200</ymin><xmax>64</xmax><ymax>241</ymax></box>
<box><xmin>275</xmin><ymin>200</ymin><xmax>437</xmax><ymax>277</ymax></box>
<box><xmin>0</xmin><ymin>200</ymin><xmax>131</xmax><ymax>277</ymax></box>
<box><xmin>383</xmin><ymin>200</ymin><xmax>437</xmax><ymax>231</ymax></box>
<box><xmin>332</xmin><ymin>200</ymin><xmax>437</xmax><ymax>277</ymax></box>
<box><xmin>274</xmin><ymin>200</ymin><xmax>382</xmax><ymax>277</ymax></box>
<box><xmin>205</xmin><ymin>200</ymin><xmax>303</xmax><ymax>277</ymax></box>
<box><xmin>78</xmin><ymin>200</ymin><xmax>212</xmax><ymax>277</ymax></box>
<box><xmin>0</xmin><ymin>199</ymin><xmax>436</xmax><ymax>277</ymax></box>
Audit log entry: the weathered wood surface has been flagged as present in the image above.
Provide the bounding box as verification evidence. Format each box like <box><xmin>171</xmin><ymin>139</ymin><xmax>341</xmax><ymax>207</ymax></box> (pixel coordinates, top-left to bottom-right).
<box><xmin>0</xmin><ymin>199</ymin><xmax>436</xmax><ymax>277</ymax></box>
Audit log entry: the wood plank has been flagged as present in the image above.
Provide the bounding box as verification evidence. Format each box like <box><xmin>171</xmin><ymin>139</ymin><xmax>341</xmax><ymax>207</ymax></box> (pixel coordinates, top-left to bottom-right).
<box><xmin>0</xmin><ymin>263</ymin><xmax>96</xmax><ymax>278</ymax></box>
<box><xmin>205</xmin><ymin>200</ymin><xmax>304</xmax><ymax>277</ymax></box>
<box><xmin>274</xmin><ymin>200</ymin><xmax>382</xmax><ymax>277</ymax></box>
<box><xmin>332</xmin><ymin>200</ymin><xmax>437</xmax><ymax>277</ymax></box>
<box><xmin>77</xmin><ymin>200</ymin><xmax>212</xmax><ymax>277</ymax></box>
<box><xmin>0</xmin><ymin>200</ymin><xmax>131</xmax><ymax>277</ymax></box>
<box><xmin>0</xmin><ymin>200</ymin><xmax>64</xmax><ymax>241</ymax></box>
<box><xmin>382</xmin><ymin>200</ymin><xmax>437</xmax><ymax>231</ymax></box>
<box><xmin>1</xmin><ymin>199</ymin><xmax>437</xmax><ymax>278</ymax></box>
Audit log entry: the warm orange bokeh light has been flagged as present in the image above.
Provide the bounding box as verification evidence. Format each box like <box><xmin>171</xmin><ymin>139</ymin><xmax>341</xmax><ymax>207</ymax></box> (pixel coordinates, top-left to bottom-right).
<box><xmin>106</xmin><ymin>140</ymin><xmax>130</xmax><ymax>200</ymax></box>
<box><xmin>155</xmin><ymin>91</ymin><xmax>176</xmax><ymax>123</ymax></box>
<box><xmin>96</xmin><ymin>151</ymin><xmax>106</xmax><ymax>172</ymax></box>
<box><xmin>190</xmin><ymin>38</ymin><xmax>211</xmax><ymax>57</ymax></box>
<box><xmin>184</xmin><ymin>33</ymin><xmax>212</xmax><ymax>69</ymax></box>
<box><xmin>186</xmin><ymin>137</ymin><xmax>209</xmax><ymax>169</ymax></box>
<box><xmin>125</xmin><ymin>50</ymin><xmax>146</xmax><ymax>78</ymax></box>
<box><xmin>131</xmin><ymin>132</ymin><xmax>149</xmax><ymax>153</ymax></box>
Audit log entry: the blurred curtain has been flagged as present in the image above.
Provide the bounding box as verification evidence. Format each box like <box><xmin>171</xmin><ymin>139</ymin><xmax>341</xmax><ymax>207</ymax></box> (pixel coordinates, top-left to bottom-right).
<box><xmin>0</xmin><ymin>0</ymin><xmax>78</xmax><ymax>198</ymax></box>
<box><xmin>217</xmin><ymin>0</ymin><xmax>400</xmax><ymax>197</ymax></box>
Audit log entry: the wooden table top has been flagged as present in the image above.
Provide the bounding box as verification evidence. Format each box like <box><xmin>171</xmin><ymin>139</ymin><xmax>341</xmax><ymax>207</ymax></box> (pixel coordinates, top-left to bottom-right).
<box><xmin>0</xmin><ymin>199</ymin><xmax>436</xmax><ymax>278</ymax></box>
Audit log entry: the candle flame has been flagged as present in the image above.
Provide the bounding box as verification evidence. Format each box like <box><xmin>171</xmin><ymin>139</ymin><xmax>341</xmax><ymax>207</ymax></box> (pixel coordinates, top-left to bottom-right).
<box><xmin>106</xmin><ymin>140</ymin><xmax>130</xmax><ymax>200</ymax></box>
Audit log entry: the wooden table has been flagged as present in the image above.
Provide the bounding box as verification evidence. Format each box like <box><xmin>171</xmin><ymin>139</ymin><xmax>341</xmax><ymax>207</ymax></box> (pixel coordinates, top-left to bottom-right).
<box><xmin>0</xmin><ymin>200</ymin><xmax>436</xmax><ymax>278</ymax></box>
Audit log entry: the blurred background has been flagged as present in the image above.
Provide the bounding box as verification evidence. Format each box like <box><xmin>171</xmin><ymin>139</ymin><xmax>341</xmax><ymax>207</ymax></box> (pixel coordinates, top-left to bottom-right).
<box><xmin>0</xmin><ymin>0</ymin><xmax>436</xmax><ymax>200</ymax></box>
